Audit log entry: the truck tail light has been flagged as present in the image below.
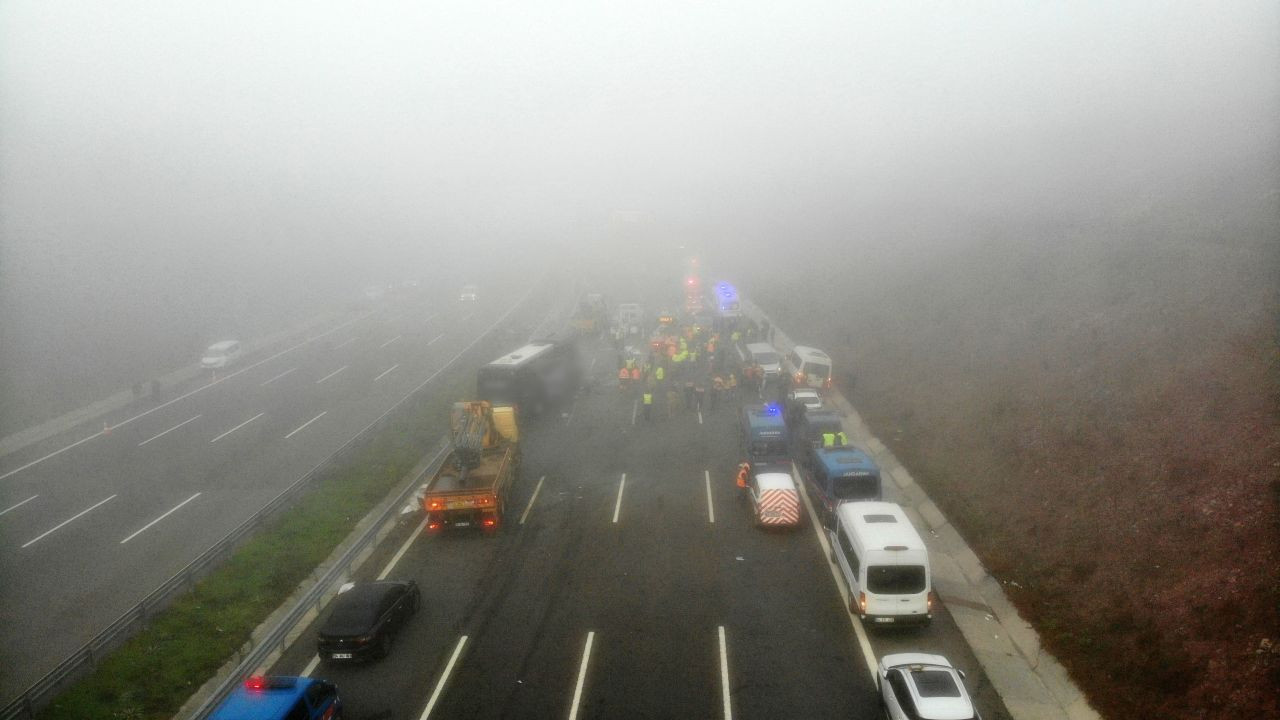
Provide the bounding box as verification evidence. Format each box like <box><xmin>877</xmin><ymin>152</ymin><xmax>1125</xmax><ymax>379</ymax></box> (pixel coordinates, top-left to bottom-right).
<box><xmin>428</xmin><ymin>521</ymin><xmax>441</xmax><ymax>531</ymax></box>
<box><xmin>427</xmin><ymin>499</ymin><xmax>443</xmax><ymax>510</ymax></box>
<box><xmin>794</xmin><ymin>372</ymin><xmax>805</xmax><ymax>384</ymax></box>
<box><xmin>483</xmin><ymin>517</ymin><xmax>496</xmax><ymax>527</ymax></box>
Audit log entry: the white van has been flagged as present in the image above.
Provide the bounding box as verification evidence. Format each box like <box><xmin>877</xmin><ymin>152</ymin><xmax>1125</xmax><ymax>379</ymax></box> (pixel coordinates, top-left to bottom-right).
<box><xmin>745</xmin><ymin>342</ymin><xmax>783</xmax><ymax>377</ymax></box>
<box><xmin>201</xmin><ymin>340</ymin><xmax>243</xmax><ymax>369</ymax></box>
<box><xmin>829</xmin><ymin>501</ymin><xmax>933</xmax><ymax>627</ymax></box>
<box><xmin>785</xmin><ymin>345</ymin><xmax>833</xmax><ymax>390</ymax></box>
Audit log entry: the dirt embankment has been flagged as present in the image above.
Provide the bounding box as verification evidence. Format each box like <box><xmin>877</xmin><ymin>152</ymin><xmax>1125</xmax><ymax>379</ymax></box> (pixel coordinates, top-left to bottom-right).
<box><xmin>752</xmin><ymin>188</ymin><xmax>1279</xmax><ymax>717</ymax></box>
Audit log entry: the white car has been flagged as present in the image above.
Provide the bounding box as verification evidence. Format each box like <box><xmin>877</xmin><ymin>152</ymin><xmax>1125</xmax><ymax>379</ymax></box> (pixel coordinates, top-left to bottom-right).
<box><xmin>788</xmin><ymin>388</ymin><xmax>823</xmax><ymax>411</ymax></box>
<box><xmin>879</xmin><ymin>653</ymin><xmax>980</xmax><ymax>720</ymax></box>
<box><xmin>200</xmin><ymin>340</ymin><xmax>243</xmax><ymax>369</ymax></box>
<box><xmin>459</xmin><ymin>284</ymin><xmax>478</xmax><ymax>301</ymax></box>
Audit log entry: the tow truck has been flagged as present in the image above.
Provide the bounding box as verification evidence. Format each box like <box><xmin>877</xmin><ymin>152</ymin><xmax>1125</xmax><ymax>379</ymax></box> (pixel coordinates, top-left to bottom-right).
<box><xmin>421</xmin><ymin>402</ymin><xmax>520</xmax><ymax>533</ymax></box>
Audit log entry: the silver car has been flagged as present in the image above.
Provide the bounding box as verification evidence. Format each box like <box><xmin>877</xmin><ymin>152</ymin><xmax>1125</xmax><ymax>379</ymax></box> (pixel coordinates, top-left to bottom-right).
<box><xmin>879</xmin><ymin>653</ymin><xmax>980</xmax><ymax>720</ymax></box>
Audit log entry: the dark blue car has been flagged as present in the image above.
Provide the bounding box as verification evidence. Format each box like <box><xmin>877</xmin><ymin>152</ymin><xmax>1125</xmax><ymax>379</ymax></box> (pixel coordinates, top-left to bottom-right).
<box><xmin>210</xmin><ymin>675</ymin><xmax>342</xmax><ymax>720</ymax></box>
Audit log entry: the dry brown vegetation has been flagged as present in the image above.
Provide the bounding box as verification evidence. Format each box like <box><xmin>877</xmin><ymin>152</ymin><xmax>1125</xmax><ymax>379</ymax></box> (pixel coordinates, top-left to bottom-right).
<box><xmin>751</xmin><ymin>179</ymin><xmax>1279</xmax><ymax>717</ymax></box>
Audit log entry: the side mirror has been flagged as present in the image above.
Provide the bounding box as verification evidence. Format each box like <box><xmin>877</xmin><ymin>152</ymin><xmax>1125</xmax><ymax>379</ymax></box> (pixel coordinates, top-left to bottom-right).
<box><xmin>957</xmin><ymin>670</ymin><xmax>967</xmax><ymax>679</ymax></box>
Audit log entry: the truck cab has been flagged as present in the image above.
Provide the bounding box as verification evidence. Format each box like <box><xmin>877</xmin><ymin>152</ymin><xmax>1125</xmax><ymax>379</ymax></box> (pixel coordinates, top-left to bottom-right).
<box><xmin>741</xmin><ymin>403</ymin><xmax>790</xmax><ymax>471</ymax></box>
<box><xmin>801</xmin><ymin>446</ymin><xmax>882</xmax><ymax>526</ymax></box>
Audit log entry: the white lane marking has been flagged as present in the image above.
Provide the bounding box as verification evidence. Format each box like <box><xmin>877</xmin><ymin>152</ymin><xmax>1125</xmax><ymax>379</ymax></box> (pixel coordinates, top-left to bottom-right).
<box><xmin>519</xmin><ymin>476</ymin><xmax>545</xmax><ymax>525</ymax></box>
<box><xmin>698</xmin><ymin>410</ymin><xmax>704</xmax><ymax>425</ymax></box>
<box><xmin>119</xmin><ymin>492</ymin><xmax>201</xmax><ymax>544</ymax></box>
<box><xmin>300</xmin><ymin>654</ymin><xmax>321</xmax><ymax>678</ymax></box>
<box><xmin>612</xmin><ymin>473</ymin><xmax>626</xmax><ymax>524</ymax></box>
<box><xmin>0</xmin><ymin>494</ymin><xmax>38</xmax><ymax>516</ymax></box>
<box><xmin>719</xmin><ymin>626</ymin><xmax>733</xmax><ymax>720</ymax></box>
<box><xmin>137</xmin><ymin>414</ymin><xmax>202</xmax><ymax>447</ymax></box>
<box><xmin>795</xmin><ymin>462</ymin><xmax>878</xmax><ymax>681</ymax></box>
<box><xmin>285</xmin><ymin>411</ymin><xmax>327</xmax><ymax>439</ymax></box>
<box><xmin>461</xmin><ymin>313</ymin><xmax>474</xmax><ymax>323</ymax></box>
<box><xmin>568</xmin><ymin>631</ymin><xmax>596</xmax><ymax>720</ymax></box>
<box><xmin>210</xmin><ymin>412</ymin><xmax>264</xmax><ymax>443</ymax></box>
<box><xmin>631</xmin><ymin>399</ymin><xmax>638</xmax><ymax>426</ymax></box>
<box><xmin>705</xmin><ymin>470</ymin><xmax>715</xmax><ymax>523</ymax></box>
<box><xmin>260</xmin><ymin>367</ymin><xmax>297</xmax><ymax>386</ymax></box>
<box><xmin>315</xmin><ymin>365</ymin><xmax>348</xmax><ymax>384</ymax></box>
<box><xmin>419</xmin><ymin>635</ymin><xmax>469</xmax><ymax>720</ymax></box>
<box><xmin>0</xmin><ymin>431</ymin><xmax>103</xmax><ymax>482</ymax></box>
<box><xmin>381</xmin><ymin>334</ymin><xmax>402</xmax><ymax>348</ymax></box>
<box><xmin>335</xmin><ymin>337</ymin><xmax>357</xmax><ymax>349</ymax></box>
<box><xmin>22</xmin><ymin>494</ymin><xmax>117</xmax><ymax>548</ymax></box>
<box><xmin>0</xmin><ymin>312</ymin><xmax>375</xmax><ymax>482</ymax></box>
<box><xmin>426</xmin><ymin>332</ymin><xmax>444</xmax><ymax>346</ymax></box>
<box><xmin>423</xmin><ymin>313</ymin><xmax>438</xmax><ymax>324</ymax></box>
<box><xmin>374</xmin><ymin>364</ymin><xmax>400</xmax><ymax>382</ymax></box>
<box><xmin>379</xmin><ymin>518</ymin><xmax>428</xmax><ymax>580</ymax></box>
<box><xmin>589</xmin><ymin>357</ymin><xmax>597</xmax><ymax>373</ymax></box>
<box><xmin>565</xmin><ymin>401</ymin><xmax>576</xmax><ymax>425</ymax></box>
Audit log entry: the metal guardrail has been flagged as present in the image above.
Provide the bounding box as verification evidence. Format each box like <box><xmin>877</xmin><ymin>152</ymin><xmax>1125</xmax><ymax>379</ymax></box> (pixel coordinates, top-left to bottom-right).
<box><xmin>186</xmin><ymin>439</ymin><xmax>451</xmax><ymax>719</ymax></box>
<box><xmin>0</xmin><ymin>282</ymin><xmax>550</xmax><ymax>720</ymax></box>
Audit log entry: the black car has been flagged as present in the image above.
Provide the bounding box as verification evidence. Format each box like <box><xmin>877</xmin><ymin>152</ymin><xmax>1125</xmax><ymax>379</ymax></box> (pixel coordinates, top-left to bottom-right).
<box><xmin>317</xmin><ymin>580</ymin><xmax>420</xmax><ymax>663</ymax></box>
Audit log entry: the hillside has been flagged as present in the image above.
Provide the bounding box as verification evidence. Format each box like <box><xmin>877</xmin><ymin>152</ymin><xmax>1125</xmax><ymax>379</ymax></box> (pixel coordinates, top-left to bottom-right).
<box><xmin>751</xmin><ymin>182</ymin><xmax>1279</xmax><ymax>717</ymax></box>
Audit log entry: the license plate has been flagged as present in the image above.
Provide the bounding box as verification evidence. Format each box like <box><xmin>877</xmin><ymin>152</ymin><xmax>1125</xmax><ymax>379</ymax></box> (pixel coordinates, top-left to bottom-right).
<box><xmin>763</xmin><ymin>511</ymin><xmax>781</xmax><ymax>518</ymax></box>
<box><xmin>874</xmin><ymin>617</ymin><xmax>895</xmax><ymax>623</ymax></box>
<box><xmin>332</xmin><ymin>652</ymin><xmax>352</xmax><ymax>659</ymax></box>
<box><xmin>454</xmin><ymin>521</ymin><xmax>471</xmax><ymax>528</ymax></box>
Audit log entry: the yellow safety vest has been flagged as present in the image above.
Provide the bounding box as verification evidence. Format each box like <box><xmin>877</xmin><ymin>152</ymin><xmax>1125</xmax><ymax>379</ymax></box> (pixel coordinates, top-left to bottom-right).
<box><xmin>643</xmin><ymin>392</ymin><xmax>653</xmax><ymax>405</ymax></box>
<box><xmin>655</xmin><ymin>367</ymin><xmax>665</xmax><ymax>380</ymax></box>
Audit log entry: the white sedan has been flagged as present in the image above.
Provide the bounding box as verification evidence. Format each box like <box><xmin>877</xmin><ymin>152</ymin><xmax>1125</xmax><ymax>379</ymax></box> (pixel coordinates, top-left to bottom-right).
<box><xmin>879</xmin><ymin>653</ymin><xmax>980</xmax><ymax>720</ymax></box>
<box><xmin>788</xmin><ymin>388</ymin><xmax>823</xmax><ymax>411</ymax></box>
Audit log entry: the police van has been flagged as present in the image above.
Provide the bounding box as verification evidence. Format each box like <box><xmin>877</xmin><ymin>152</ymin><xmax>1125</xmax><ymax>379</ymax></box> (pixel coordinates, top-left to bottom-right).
<box><xmin>740</xmin><ymin>403</ymin><xmax>790</xmax><ymax>470</ymax></box>
<box><xmin>802</xmin><ymin>446</ymin><xmax>882</xmax><ymax>526</ymax></box>
<box><xmin>829</xmin><ymin>502</ymin><xmax>933</xmax><ymax>627</ymax></box>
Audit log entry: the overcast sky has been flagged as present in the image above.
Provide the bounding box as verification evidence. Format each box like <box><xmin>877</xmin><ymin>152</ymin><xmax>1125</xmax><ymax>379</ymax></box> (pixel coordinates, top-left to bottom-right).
<box><xmin>1</xmin><ymin>0</ymin><xmax>1276</xmax><ymax>376</ymax></box>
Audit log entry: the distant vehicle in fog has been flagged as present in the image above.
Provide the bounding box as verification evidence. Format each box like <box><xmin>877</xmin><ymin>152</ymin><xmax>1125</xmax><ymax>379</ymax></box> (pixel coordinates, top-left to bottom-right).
<box><xmin>460</xmin><ymin>284</ymin><xmax>478</xmax><ymax>301</ymax></box>
<box><xmin>200</xmin><ymin>340</ymin><xmax>243</xmax><ymax>369</ymax></box>
<box><xmin>363</xmin><ymin>285</ymin><xmax>386</xmax><ymax>302</ymax></box>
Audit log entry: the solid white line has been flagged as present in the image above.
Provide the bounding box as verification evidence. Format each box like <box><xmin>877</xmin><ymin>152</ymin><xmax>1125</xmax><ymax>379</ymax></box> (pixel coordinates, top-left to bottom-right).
<box><xmin>612</xmin><ymin>474</ymin><xmax>626</xmax><ymax>524</ymax></box>
<box><xmin>22</xmin><ymin>494</ymin><xmax>117</xmax><ymax>548</ymax></box>
<box><xmin>119</xmin><ymin>492</ymin><xmax>201</xmax><ymax>544</ymax></box>
<box><xmin>137</xmin><ymin>414</ymin><xmax>202</xmax><ymax>447</ymax></box>
<box><xmin>379</xmin><ymin>518</ymin><xmax>428</xmax><ymax>581</ymax></box>
<box><xmin>698</xmin><ymin>410</ymin><xmax>704</xmax><ymax>425</ymax></box>
<box><xmin>568</xmin><ymin>631</ymin><xmax>596</xmax><ymax>720</ymax></box>
<box><xmin>0</xmin><ymin>312</ymin><xmax>375</xmax><ymax>482</ymax></box>
<box><xmin>300</xmin><ymin>654</ymin><xmax>321</xmax><ymax>678</ymax></box>
<box><xmin>374</xmin><ymin>364</ymin><xmax>400</xmax><ymax>382</ymax></box>
<box><xmin>631</xmin><ymin>400</ymin><xmax>638</xmax><ymax>425</ymax></box>
<box><xmin>419</xmin><ymin>635</ymin><xmax>469</xmax><ymax>720</ymax></box>
<box><xmin>519</xmin><ymin>476</ymin><xmax>545</xmax><ymax>525</ymax></box>
<box><xmin>705</xmin><ymin>470</ymin><xmax>715</xmax><ymax>523</ymax></box>
<box><xmin>210</xmin><ymin>412</ymin><xmax>264</xmax><ymax>443</ymax></box>
<box><xmin>381</xmin><ymin>334</ymin><xmax>402</xmax><ymax>348</ymax></box>
<box><xmin>315</xmin><ymin>365</ymin><xmax>348</xmax><ymax>384</ymax></box>
<box><xmin>335</xmin><ymin>337</ymin><xmax>357</xmax><ymax>349</ymax></box>
<box><xmin>719</xmin><ymin>626</ymin><xmax>733</xmax><ymax>720</ymax></box>
<box><xmin>427</xmin><ymin>332</ymin><xmax>444</xmax><ymax>346</ymax></box>
<box><xmin>285</xmin><ymin>411</ymin><xmax>327</xmax><ymax>439</ymax></box>
<box><xmin>0</xmin><ymin>431</ymin><xmax>103</xmax><ymax>482</ymax></box>
<box><xmin>0</xmin><ymin>494</ymin><xmax>38</xmax><ymax>516</ymax></box>
<box><xmin>260</xmin><ymin>367</ymin><xmax>297</xmax><ymax>386</ymax></box>
<box><xmin>794</xmin><ymin>462</ymin><xmax>878</xmax><ymax>681</ymax></box>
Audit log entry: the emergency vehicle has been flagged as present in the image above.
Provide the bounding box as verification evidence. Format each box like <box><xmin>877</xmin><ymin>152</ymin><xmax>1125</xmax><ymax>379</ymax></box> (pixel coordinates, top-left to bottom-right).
<box><xmin>210</xmin><ymin>675</ymin><xmax>342</xmax><ymax>720</ymax></box>
<box><xmin>746</xmin><ymin>470</ymin><xmax>801</xmax><ymax>528</ymax></box>
<box><xmin>802</xmin><ymin>445</ymin><xmax>882</xmax><ymax>527</ymax></box>
<box><xmin>741</xmin><ymin>403</ymin><xmax>790</xmax><ymax>471</ymax></box>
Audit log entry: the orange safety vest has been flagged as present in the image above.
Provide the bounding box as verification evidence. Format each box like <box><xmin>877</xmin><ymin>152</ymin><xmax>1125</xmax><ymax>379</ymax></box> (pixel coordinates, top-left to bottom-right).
<box><xmin>736</xmin><ymin>464</ymin><xmax>749</xmax><ymax>488</ymax></box>
<box><xmin>630</xmin><ymin>367</ymin><xmax>641</xmax><ymax>380</ymax></box>
<box><xmin>618</xmin><ymin>368</ymin><xmax>629</xmax><ymax>380</ymax></box>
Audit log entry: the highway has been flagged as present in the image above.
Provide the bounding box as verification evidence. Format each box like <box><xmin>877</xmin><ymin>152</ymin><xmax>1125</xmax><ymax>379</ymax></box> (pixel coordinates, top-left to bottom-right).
<box><xmin>268</xmin><ymin>330</ymin><xmax>1014</xmax><ymax>719</ymax></box>
<box><xmin>0</xmin><ymin>285</ymin><xmax>540</xmax><ymax>701</ymax></box>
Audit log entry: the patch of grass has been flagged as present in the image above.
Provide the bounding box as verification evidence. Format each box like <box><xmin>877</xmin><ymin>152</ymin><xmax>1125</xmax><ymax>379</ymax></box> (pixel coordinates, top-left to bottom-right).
<box><xmin>34</xmin><ymin>314</ymin><xmax>522</xmax><ymax>720</ymax></box>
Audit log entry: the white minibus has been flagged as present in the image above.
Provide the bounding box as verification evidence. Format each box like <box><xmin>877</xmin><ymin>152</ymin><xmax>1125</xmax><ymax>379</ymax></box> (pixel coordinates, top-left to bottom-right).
<box><xmin>829</xmin><ymin>501</ymin><xmax>933</xmax><ymax>627</ymax></box>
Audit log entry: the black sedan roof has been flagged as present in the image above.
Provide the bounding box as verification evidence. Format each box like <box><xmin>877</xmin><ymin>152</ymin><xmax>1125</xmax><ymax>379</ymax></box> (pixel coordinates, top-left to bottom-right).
<box><xmin>319</xmin><ymin>581</ymin><xmax>410</xmax><ymax>636</ymax></box>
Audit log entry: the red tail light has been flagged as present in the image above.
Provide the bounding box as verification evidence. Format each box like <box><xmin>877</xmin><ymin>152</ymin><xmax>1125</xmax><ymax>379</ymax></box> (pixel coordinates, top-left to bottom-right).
<box><xmin>245</xmin><ymin>676</ymin><xmax>267</xmax><ymax>691</ymax></box>
<box><xmin>823</xmin><ymin>377</ymin><xmax>832</xmax><ymax>389</ymax></box>
<box><xmin>794</xmin><ymin>373</ymin><xmax>805</xmax><ymax>384</ymax></box>
<box><xmin>928</xmin><ymin>591</ymin><xmax>937</xmax><ymax>612</ymax></box>
<box><xmin>858</xmin><ymin>592</ymin><xmax>867</xmax><ymax>613</ymax></box>
<box><xmin>483</xmin><ymin>517</ymin><xmax>496</xmax><ymax>527</ymax></box>
<box><xmin>427</xmin><ymin>500</ymin><xmax>443</xmax><ymax>510</ymax></box>
<box><xmin>428</xmin><ymin>521</ymin><xmax>441</xmax><ymax>530</ymax></box>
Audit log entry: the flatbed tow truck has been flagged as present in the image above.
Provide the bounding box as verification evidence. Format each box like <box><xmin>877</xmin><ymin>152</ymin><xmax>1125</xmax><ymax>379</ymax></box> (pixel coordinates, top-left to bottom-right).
<box><xmin>421</xmin><ymin>401</ymin><xmax>520</xmax><ymax>533</ymax></box>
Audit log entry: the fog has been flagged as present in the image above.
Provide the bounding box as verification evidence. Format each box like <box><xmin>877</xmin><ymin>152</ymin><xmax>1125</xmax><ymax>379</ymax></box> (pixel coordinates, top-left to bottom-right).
<box><xmin>2</xmin><ymin>0</ymin><xmax>1277</xmax><ymax>431</ymax></box>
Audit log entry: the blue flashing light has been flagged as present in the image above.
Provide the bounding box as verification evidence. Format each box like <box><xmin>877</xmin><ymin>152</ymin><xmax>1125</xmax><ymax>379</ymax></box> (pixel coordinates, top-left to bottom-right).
<box><xmin>763</xmin><ymin>403</ymin><xmax>781</xmax><ymax>416</ymax></box>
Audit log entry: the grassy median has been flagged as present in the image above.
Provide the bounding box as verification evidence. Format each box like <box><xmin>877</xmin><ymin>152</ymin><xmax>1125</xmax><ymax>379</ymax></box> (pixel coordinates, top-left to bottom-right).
<box><xmin>35</xmin><ymin>332</ymin><xmax>512</xmax><ymax>720</ymax></box>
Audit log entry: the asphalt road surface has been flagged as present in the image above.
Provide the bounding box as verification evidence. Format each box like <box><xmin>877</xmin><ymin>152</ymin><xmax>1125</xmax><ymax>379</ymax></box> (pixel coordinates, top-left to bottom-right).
<box><xmin>270</xmin><ymin>333</ymin><xmax>1013</xmax><ymax>720</ymax></box>
<box><xmin>0</xmin><ymin>286</ymin><xmax>536</xmax><ymax>701</ymax></box>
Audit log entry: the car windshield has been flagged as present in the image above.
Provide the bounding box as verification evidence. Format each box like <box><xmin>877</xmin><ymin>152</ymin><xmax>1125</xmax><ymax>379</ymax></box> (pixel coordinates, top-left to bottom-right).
<box><xmin>832</xmin><ymin>475</ymin><xmax>878</xmax><ymax>500</ymax></box>
<box><xmin>867</xmin><ymin>565</ymin><xmax>926</xmax><ymax>594</ymax></box>
<box><xmin>754</xmin><ymin>352</ymin><xmax>780</xmax><ymax>364</ymax></box>
<box><xmin>749</xmin><ymin>440</ymin><xmax>788</xmax><ymax>458</ymax></box>
<box><xmin>807</xmin><ymin>362</ymin><xmax>830</xmax><ymax>379</ymax></box>
<box><xmin>912</xmin><ymin>668</ymin><xmax>962</xmax><ymax>697</ymax></box>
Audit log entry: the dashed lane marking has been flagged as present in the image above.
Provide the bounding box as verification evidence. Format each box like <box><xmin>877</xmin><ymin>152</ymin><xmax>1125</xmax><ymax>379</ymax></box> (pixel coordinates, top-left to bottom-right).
<box><xmin>335</xmin><ymin>337</ymin><xmax>357</xmax><ymax>349</ymax></box>
<box><xmin>0</xmin><ymin>495</ymin><xmax>38</xmax><ymax>516</ymax></box>
<box><xmin>315</xmin><ymin>365</ymin><xmax>348</xmax><ymax>384</ymax></box>
<box><xmin>419</xmin><ymin>635</ymin><xmax>468</xmax><ymax>720</ymax></box>
<box><xmin>259</xmin><ymin>367</ymin><xmax>297</xmax><ymax>386</ymax></box>
<box><xmin>719</xmin><ymin>626</ymin><xmax>733</xmax><ymax>720</ymax></box>
<box><xmin>300</xmin><ymin>654</ymin><xmax>321</xmax><ymax>678</ymax></box>
<box><xmin>612</xmin><ymin>473</ymin><xmax>626</xmax><ymax>524</ymax></box>
<box><xmin>285</xmin><ymin>411</ymin><xmax>327</xmax><ymax>439</ymax></box>
<box><xmin>379</xmin><ymin>517</ymin><xmax>427</xmax><ymax>581</ymax></box>
<box><xmin>210</xmin><ymin>413</ymin><xmax>264</xmax><ymax>443</ymax></box>
<box><xmin>520</xmin><ymin>476</ymin><xmax>545</xmax><ymax>525</ymax></box>
<box><xmin>137</xmin><ymin>414</ymin><xmax>202</xmax><ymax>447</ymax></box>
<box><xmin>374</xmin><ymin>364</ymin><xmax>400</xmax><ymax>381</ymax></box>
<box><xmin>22</xmin><ymin>494</ymin><xmax>117</xmax><ymax>548</ymax></box>
<box><xmin>568</xmin><ymin>631</ymin><xmax>596</xmax><ymax>720</ymax></box>
<box><xmin>120</xmin><ymin>492</ymin><xmax>201</xmax><ymax>544</ymax></box>
<box><xmin>381</xmin><ymin>334</ymin><xmax>402</xmax><ymax>348</ymax></box>
<box><xmin>427</xmin><ymin>333</ymin><xmax>445</xmax><ymax>346</ymax></box>
<box><xmin>705</xmin><ymin>470</ymin><xmax>715</xmax><ymax>523</ymax></box>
